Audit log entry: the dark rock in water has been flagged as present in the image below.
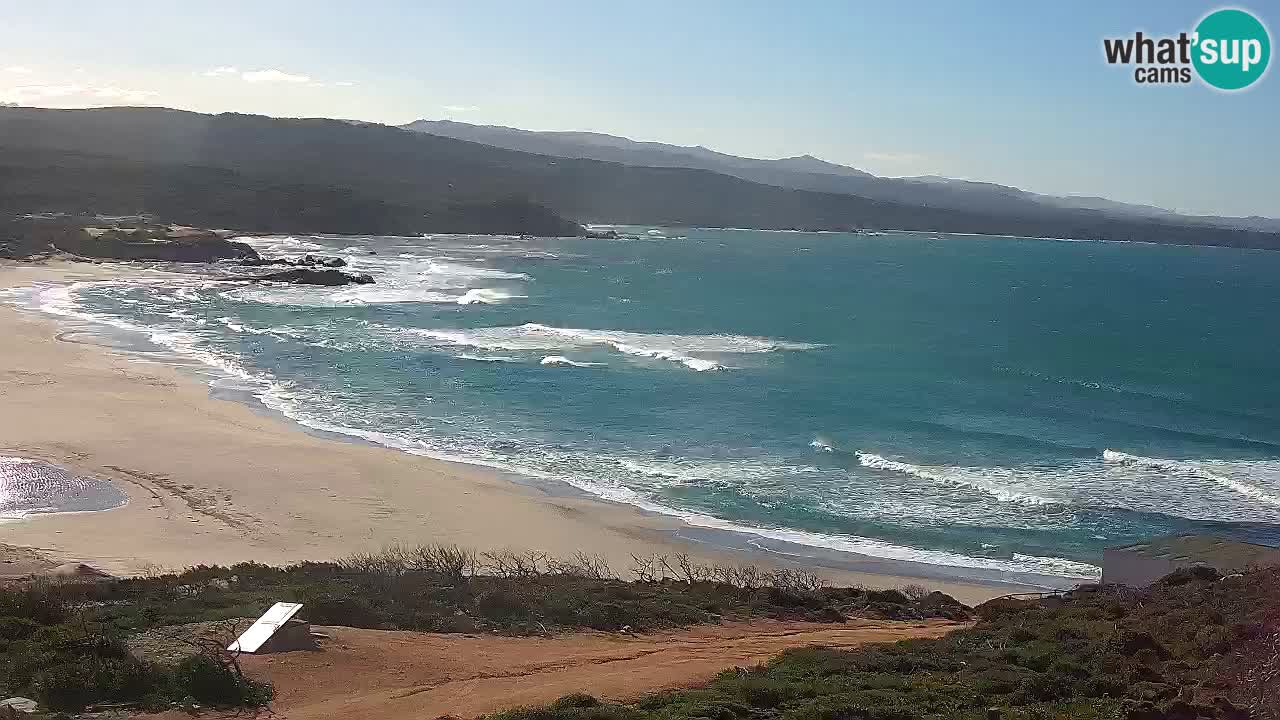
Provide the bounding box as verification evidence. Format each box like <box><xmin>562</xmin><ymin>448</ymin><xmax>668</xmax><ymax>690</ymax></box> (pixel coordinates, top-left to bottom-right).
<box><xmin>251</xmin><ymin>268</ymin><xmax>374</xmax><ymax>286</ymax></box>
<box><xmin>297</xmin><ymin>254</ymin><xmax>348</xmax><ymax>268</ymax></box>
<box><xmin>242</xmin><ymin>254</ymin><xmax>346</xmax><ymax>268</ymax></box>
<box><xmin>238</xmin><ymin>256</ymin><xmax>294</xmax><ymax>267</ymax></box>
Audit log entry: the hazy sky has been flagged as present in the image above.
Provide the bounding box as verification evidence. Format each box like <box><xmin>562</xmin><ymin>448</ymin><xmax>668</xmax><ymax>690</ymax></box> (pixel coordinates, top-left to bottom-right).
<box><xmin>2</xmin><ymin>1</ymin><xmax>1276</xmax><ymax>217</ymax></box>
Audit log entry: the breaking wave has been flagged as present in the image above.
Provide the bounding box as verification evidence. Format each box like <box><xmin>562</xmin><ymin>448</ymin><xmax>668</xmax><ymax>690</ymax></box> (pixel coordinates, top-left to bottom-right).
<box><xmin>856</xmin><ymin>451</ymin><xmax>1063</xmax><ymax>506</ymax></box>
<box><xmin>456</xmin><ymin>288</ymin><xmax>524</xmax><ymax>305</ymax></box>
<box><xmin>809</xmin><ymin>437</ymin><xmax>835</xmax><ymax>453</ymax></box>
<box><xmin>540</xmin><ymin>355</ymin><xmax>605</xmax><ymax>368</ymax></box>
<box><xmin>1103</xmin><ymin>449</ymin><xmax>1280</xmax><ymax>506</ymax></box>
<box><xmin>229</xmin><ymin>236</ymin><xmax>529</xmax><ymax>307</ymax></box>
<box><xmin>2</xmin><ymin>276</ymin><xmax>1101</xmax><ymax>581</ymax></box>
<box><xmin>385</xmin><ymin>323</ymin><xmax>818</xmax><ymax>372</ymax></box>
<box><xmin>456</xmin><ymin>353</ymin><xmax>521</xmax><ymax>363</ymax></box>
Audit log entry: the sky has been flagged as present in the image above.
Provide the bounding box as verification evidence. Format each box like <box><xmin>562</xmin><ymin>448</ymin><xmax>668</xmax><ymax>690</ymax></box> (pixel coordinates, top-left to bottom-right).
<box><xmin>1</xmin><ymin>0</ymin><xmax>1276</xmax><ymax>217</ymax></box>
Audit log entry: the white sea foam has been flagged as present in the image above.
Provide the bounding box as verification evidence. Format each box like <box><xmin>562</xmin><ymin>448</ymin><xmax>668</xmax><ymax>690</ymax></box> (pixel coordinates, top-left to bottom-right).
<box><xmin>856</xmin><ymin>451</ymin><xmax>1062</xmax><ymax>505</ymax></box>
<box><xmin>27</xmin><ymin>283</ymin><xmax>268</xmax><ymax>392</ymax></box>
<box><xmin>809</xmin><ymin>437</ymin><xmax>834</xmax><ymax>453</ymax></box>
<box><xmin>554</xmin><ymin>475</ymin><xmax>1099</xmax><ymax>580</ymax></box>
<box><xmin>228</xmin><ymin>235</ymin><xmax>529</xmax><ymax>308</ymax></box>
<box><xmin>385</xmin><ymin>323</ymin><xmax>817</xmax><ymax>372</ymax></box>
<box><xmin>455</xmin><ymin>288</ymin><xmax>524</xmax><ymax>305</ymax></box>
<box><xmin>249</xmin><ymin>400</ymin><xmax>1097</xmax><ymax>580</ymax></box>
<box><xmin>1103</xmin><ymin>449</ymin><xmax>1280</xmax><ymax>506</ymax></box>
<box><xmin>457</xmin><ymin>354</ymin><xmax>522</xmax><ymax>363</ymax></box>
<box><xmin>422</xmin><ymin>260</ymin><xmax>527</xmax><ymax>280</ymax></box>
<box><xmin>10</xmin><ymin>277</ymin><xmax>1099</xmax><ymax>581</ymax></box>
<box><xmin>617</xmin><ymin>457</ymin><xmax>821</xmax><ymax>486</ymax></box>
<box><xmin>539</xmin><ymin>355</ymin><xmax>605</xmax><ymax>368</ymax></box>
<box><xmin>0</xmin><ymin>456</ymin><xmax>38</xmax><ymax>465</ymax></box>
<box><xmin>213</xmin><ymin>317</ymin><xmax>308</xmax><ymax>341</ymax></box>
<box><xmin>237</xmin><ymin>235</ymin><xmax>327</xmax><ymax>252</ymax></box>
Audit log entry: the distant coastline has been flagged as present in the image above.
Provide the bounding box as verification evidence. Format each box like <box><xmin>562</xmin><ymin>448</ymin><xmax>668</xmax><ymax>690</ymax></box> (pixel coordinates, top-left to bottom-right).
<box><xmin>3</xmin><ymin>105</ymin><xmax>1279</xmax><ymax>250</ymax></box>
<box><xmin>595</xmin><ymin>224</ymin><xmax>1280</xmax><ymax>252</ymax></box>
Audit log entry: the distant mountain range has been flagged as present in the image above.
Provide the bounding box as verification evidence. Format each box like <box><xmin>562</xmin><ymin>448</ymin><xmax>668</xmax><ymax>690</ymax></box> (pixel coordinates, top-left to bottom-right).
<box><xmin>405</xmin><ymin>119</ymin><xmax>1280</xmax><ymax>234</ymax></box>
<box><xmin>0</xmin><ymin>106</ymin><xmax>1277</xmax><ymax>248</ymax></box>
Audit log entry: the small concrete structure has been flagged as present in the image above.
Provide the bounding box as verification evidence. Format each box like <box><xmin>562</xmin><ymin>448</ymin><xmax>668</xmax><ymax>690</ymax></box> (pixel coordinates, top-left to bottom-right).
<box><xmin>255</xmin><ymin>618</ymin><xmax>318</xmax><ymax>653</ymax></box>
<box><xmin>229</xmin><ymin>602</ymin><xmax>318</xmax><ymax>654</ymax></box>
<box><xmin>1103</xmin><ymin>534</ymin><xmax>1280</xmax><ymax>587</ymax></box>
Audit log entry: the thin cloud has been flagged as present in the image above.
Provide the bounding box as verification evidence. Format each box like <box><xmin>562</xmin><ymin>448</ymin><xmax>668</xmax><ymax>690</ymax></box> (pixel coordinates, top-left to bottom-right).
<box><xmin>443</xmin><ymin>105</ymin><xmax>479</xmax><ymax>113</ymax></box>
<box><xmin>3</xmin><ymin>66</ymin><xmax>34</xmax><ymax>74</ymax></box>
<box><xmin>1</xmin><ymin>84</ymin><xmax>87</xmax><ymax>100</ymax></box>
<box><xmin>241</xmin><ymin>69</ymin><xmax>311</xmax><ymax>84</ymax></box>
<box><xmin>93</xmin><ymin>86</ymin><xmax>161</xmax><ymax>102</ymax></box>
<box><xmin>864</xmin><ymin>151</ymin><xmax>925</xmax><ymax>164</ymax></box>
<box><xmin>205</xmin><ymin>66</ymin><xmax>347</xmax><ymax>87</ymax></box>
<box><xmin>0</xmin><ymin>84</ymin><xmax>159</xmax><ymax>104</ymax></box>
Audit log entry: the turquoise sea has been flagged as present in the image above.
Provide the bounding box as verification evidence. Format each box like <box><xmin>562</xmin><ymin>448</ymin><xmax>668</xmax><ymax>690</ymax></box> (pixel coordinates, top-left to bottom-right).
<box><xmin>11</xmin><ymin>228</ymin><xmax>1280</xmax><ymax>583</ymax></box>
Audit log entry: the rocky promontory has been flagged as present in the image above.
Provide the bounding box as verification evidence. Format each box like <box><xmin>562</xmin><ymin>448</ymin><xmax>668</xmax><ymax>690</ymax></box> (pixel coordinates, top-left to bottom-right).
<box><xmin>1</xmin><ymin>219</ymin><xmax>260</xmax><ymax>263</ymax></box>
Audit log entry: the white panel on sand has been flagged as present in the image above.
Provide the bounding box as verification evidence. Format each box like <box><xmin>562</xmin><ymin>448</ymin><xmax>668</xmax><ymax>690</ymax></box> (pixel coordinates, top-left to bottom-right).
<box><xmin>228</xmin><ymin>602</ymin><xmax>304</xmax><ymax>654</ymax></box>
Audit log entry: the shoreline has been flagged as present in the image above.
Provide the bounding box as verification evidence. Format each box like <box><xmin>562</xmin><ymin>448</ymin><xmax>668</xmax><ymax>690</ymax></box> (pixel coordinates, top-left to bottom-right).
<box><xmin>0</xmin><ymin>261</ymin><xmax>1062</xmax><ymax>603</ymax></box>
<box><xmin>594</xmin><ymin>224</ymin><xmax>1280</xmax><ymax>253</ymax></box>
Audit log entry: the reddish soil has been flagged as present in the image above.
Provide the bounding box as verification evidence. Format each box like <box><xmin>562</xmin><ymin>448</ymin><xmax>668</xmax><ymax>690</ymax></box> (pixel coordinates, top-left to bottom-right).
<box><xmin>144</xmin><ymin>618</ymin><xmax>962</xmax><ymax>719</ymax></box>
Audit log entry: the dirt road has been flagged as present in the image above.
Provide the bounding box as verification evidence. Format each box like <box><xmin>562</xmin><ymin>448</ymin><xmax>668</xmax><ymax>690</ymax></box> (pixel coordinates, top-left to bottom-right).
<box><xmin>227</xmin><ymin>619</ymin><xmax>961</xmax><ymax>719</ymax></box>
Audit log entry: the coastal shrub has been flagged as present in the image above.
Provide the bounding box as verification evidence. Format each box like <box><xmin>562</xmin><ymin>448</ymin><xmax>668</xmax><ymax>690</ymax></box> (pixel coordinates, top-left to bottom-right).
<box><xmin>485</xmin><ymin>565</ymin><xmax>1280</xmax><ymax>720</ymax></box>
<box><xmin>7</xmin><ymin>623</ymin><xmax>156</xmax><ymax>711</ymax></box>
<box><xmin>553</xmin><ymin>693</ymin><xmax>603</xmax><ymax>709</ymax></box>
<box><xmin>0</xmin><ymin>543</ymin><xmax>971</xmax><ymax>712</ymax></box>
<box><xmin>409</xmin><ymin>543</ymin><xmax>477</xmax><ymax>580</ymax></box>
<box><xmin>173</xmin><ymin>654</ymin><xmax>273</xmax><ymax>707</ymax></box>
<box><xmin>300</xmin><ymin>590</ymin><xmax>387</xmax><ymax>628</ymax></box>
<box><xmin>475</xmin><ymin>586</ymin><xmax>536</xmax><ymax>621</ymax></box>
<box><xmin>0</xmin><ymin>616</ymin><xmax>39</xmax><ymax>643</ymax></box>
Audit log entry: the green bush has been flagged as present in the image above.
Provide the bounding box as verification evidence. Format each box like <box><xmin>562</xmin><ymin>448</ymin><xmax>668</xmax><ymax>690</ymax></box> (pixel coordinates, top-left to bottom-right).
<box><xmin>0</xmin><ymin>615</ymin><xmax>39</xmax><ymax>643</ymax></box>
<box><xmin>484</xmin><ymin>565</ymin><xmax>1280</xmax><ymax>720</ymax></box>
<box><xmin>173</xmin><ymin>654</ymin><xmax>273</xmax><ymax>707</ymax></box>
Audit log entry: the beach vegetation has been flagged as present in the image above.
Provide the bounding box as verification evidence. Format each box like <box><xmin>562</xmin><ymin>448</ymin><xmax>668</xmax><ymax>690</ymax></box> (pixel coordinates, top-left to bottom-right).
<box><xmin>0</xmin><ymin>580</ymin><xmax>271</xmax><ymax>712</ymax></box>
<box><xmin>0</xmin><ymin>544</ymin><xmax>960</xmax><ymax>712</ymax></box>
<box><xmin>3</xmin><ymin>549</ymin><xmax>1278</xmax><ymax>717</ymax></box>
<box><xmin>487</xmin><ymin>565</ymin><xmax>1280</xmax><ymax>720</ymax></box>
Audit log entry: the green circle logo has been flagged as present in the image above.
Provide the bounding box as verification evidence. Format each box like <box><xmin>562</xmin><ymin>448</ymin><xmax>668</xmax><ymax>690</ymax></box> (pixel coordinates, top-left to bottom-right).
<box><xmin>1193</xmin><ymin>8</ymin><xmax>1271</xmax><ymax>90</ymax></box>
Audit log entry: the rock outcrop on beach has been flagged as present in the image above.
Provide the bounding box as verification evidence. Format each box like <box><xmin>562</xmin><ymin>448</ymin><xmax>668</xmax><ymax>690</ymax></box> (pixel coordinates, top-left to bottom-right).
<box><xmin>250</xmin><ymin>268</ymin><xmax>374</xmax><ymax>286</ymax></box>
<box><xmin>0</xmin><ymin>219</ymin><xmax>260</xmax><ymax>263</ymax></box>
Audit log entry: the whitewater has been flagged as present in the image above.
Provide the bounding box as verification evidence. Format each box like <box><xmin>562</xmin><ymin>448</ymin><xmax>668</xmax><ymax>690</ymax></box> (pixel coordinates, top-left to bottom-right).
<box><xmin>6</xmin><ymin>227</ymin><xmax>1280</xmax><ymax>583</ymax></box>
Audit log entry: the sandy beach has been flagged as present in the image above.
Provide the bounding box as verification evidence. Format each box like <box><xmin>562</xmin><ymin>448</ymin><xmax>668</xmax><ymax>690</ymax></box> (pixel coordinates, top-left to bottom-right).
<box><xmin>0</xmin><ymin>262</ymin><xmax>1036</xmax><ymax>604</ymax></box>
